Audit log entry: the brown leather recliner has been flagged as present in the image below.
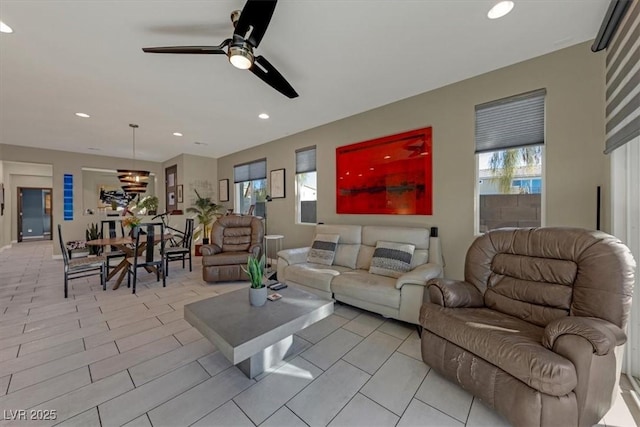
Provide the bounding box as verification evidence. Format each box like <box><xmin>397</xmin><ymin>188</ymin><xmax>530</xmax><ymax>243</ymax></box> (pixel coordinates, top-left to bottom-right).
<box><xmin>201</xmin><ymin>215</ymin><xmax>264</xmax><ymax>282</ymax></box>
<box><xmin>420</xmin><ymin>227</ymin><xmax>635</xmax><ymax>427</ymax></box>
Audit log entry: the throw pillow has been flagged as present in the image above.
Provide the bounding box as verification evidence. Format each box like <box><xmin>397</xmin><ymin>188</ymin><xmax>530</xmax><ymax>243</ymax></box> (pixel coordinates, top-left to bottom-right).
<box><xmin>369</xmin><ymin>241</ymin><xmax>415</xmax><ymax>278</ymax></box>
<box><xmin>307</xmin><ymin>233</ymin><xmax>340</xmax><ymax>266</ymax></box>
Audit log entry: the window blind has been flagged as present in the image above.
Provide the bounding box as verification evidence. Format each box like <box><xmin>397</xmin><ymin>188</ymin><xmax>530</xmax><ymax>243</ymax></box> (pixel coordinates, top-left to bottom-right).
<box><xmin>296</xmin><ymin>146</ymin><xmax>316</xmax><ymax>173</ymax></box>
<box><xmin>604</xmin><ymin>0</ymin><xmax>639</xmax><ymax>154</ymax></box>
<box><xmin>233</xmin><ymin>158</ymin><xmax>266</xmax><ymax>183</ymax></box>
<box><xmin>475</xmin><ymin>89</ymin><xmax>546</xmax><ymax>153</ymax></box>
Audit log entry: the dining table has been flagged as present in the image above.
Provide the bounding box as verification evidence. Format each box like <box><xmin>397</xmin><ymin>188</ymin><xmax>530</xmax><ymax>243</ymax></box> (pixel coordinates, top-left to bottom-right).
<box><xmin>86</xmin><ymin>234</ymin><xmax>171</xmax><ymax>290</ymax></box>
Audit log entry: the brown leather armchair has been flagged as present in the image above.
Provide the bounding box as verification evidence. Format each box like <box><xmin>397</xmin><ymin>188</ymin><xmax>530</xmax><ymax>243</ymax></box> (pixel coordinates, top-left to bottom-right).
<box><xmin>420</xmin><ymin>227</ymin><xmax>635</xmax><ymax>427</ymax></box>
<box><xmin>201</xmin><ymin>215</ymin><xmax>264</xmax><ymax>282</ymax></box>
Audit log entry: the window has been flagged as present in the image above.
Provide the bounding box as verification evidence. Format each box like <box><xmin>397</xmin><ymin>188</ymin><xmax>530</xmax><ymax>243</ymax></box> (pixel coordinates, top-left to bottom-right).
<box><xmin>295</xmin><ymin>146</ymin><xmax>317</xmax><ymax>224</ymax></box>
<box><xmin>234</xmin><ymin>159</ymin><xmax>267</xmax><ymax>217</ymax></box>
<box><xmin>475</xmin><ymin>89</ymin><xmax>545</xmax><ymax>233</ymax></box>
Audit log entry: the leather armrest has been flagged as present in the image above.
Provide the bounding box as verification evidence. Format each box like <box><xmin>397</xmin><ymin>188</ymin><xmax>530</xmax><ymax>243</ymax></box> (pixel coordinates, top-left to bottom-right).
<box><xmin>249</xmin><ymin>244</ymin><xmax>261</xmax><ymax>258</ymax></box>
<box><xmin>395</xmin><ymin>263</ymin><xmax>443</xmax><ymax>289</ymax></box>
<box><xmin>277</xmin><ymin>247</ymin><xmax>310</xmax><ymax>266</ymax></box>
<box><xmin>426</xmin><ymin>278</ymin><xmax>484</xmax><ymax>308</ymax></box>
<box><xmin>200</xmin><ymin>244</ymin><xmax>222</xmax><ymax>256</ymax></box>
<box><xmin>543</xmin><ymin>317</ymin><xmax>626</xmax><ymax>356</ymax></box>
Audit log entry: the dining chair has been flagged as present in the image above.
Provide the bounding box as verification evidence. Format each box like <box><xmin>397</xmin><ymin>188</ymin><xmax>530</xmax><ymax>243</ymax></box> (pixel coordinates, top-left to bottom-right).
<box><xmin>58</xmin><ymin>224</ymin><xmax>106</xmax><ymax>298</ymax></box>
<box><xmin>100</xmin><ymin>219</ymin><xmax>126</xmax><ymax>270</ymax></box>
<box><xmin>126</xmin><ymin>222</ymin><xmax>165</xmax><ymax>293</ymax></box>
<box><xmin>163</xmin><ymin>218</ymin><xmax>194</xmax><ymax>275</ymax></box>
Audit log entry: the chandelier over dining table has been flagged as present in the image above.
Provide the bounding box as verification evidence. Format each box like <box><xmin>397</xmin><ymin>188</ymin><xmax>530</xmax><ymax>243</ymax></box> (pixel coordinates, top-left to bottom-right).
<box><xmin>117</xmin><ymin>124</ymin><xmax>150</xmax><ymax>194</ymax></box>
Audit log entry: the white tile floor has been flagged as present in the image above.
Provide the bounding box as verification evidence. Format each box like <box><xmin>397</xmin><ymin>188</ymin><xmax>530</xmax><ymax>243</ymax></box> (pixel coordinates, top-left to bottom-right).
<box><xmin>0</xmin><ymin>241</ymin><xmax>638</xmax><ymax>426</ymax></box>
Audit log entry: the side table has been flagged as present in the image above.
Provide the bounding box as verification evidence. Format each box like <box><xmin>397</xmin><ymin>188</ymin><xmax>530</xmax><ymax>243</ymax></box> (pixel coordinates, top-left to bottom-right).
<box><xmin>264</xmin><ymin>234</ymin><xmax>284</xmax><ymax>273</ymax></box>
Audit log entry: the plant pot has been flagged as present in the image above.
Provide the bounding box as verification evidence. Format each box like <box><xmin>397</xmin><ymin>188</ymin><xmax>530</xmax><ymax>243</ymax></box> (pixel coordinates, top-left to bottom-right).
<box><xmin>203</xmin><ymin>238</ymin><xmax>210</xmax><ymax>245</ymax></box>
<box><xmin>130</xmin><ymin>226</ymin><xmax>139</xmax><ymax>238</ymax></box>
<box><xmin>249</xmin><ymin>286</ymin><xmax>267</xmax><ymax>307</ymax></box>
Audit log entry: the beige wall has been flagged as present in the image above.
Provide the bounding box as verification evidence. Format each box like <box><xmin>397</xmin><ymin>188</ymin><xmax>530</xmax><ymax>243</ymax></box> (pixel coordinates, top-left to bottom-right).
<box><xmin>217</xmin><ymin>42</ymin><xmax>608</xmax><ymax>279</ymax></box>
<box><xmin>0</xmin><ymin>145</ymin><xmax>164</xmax><ymax>255</ymax></box>
<box><xmin>161</xmin><ymin>154</ymin><xmax>218</xmax><ymax>213</ymax></box>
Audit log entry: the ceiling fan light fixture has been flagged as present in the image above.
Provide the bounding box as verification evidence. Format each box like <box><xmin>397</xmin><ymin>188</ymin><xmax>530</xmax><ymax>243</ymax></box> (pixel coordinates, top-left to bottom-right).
<box><xmin>488</xmin><ymin>1</ymin><xmax>515</xmax><ymax>19</ymax></box>
<box><xmin>229</xmin><ymin>44</ymin><xmax>254</xmax><ymax>69</ymax></box>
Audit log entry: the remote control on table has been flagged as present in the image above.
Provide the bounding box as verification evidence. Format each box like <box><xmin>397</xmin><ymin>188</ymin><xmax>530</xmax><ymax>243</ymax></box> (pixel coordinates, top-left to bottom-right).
<box><xmin>269</xmin><ymin>283</ymin><xmax>287</xmax><ymax>290</ymax></box>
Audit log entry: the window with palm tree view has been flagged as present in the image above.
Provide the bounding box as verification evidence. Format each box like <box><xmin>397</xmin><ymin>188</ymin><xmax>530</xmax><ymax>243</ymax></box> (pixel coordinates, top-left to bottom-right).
<box><xmin>475</xmin><ymin>89</ymin><xmax>545</xmax><ymax>233</ymax></box>
<box><xmin>296</xmin><ymin>146</ymin><xmax>317</xmax><ymax>224</ymax></box>
<box><xmin>234</xmin><ymin>159</ymin><xmax>267</xmax><ymax>217</ymax></box>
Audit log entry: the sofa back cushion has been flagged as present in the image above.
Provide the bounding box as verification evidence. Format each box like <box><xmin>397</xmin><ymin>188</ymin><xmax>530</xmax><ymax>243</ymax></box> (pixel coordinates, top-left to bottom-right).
<box><xmin>357</xmin><ymin>226</ymin><xmax>431</xmax><ymax>270</ymax></box>
<box><xmin>465</xmin><ymin>227</ymin><xmax>636</xmax><ymax>329</ymax></box>
<box><xmin>369</xmin><ymin>241</ymin><xmax>416</xmax><ymax>278</ymax></box>
<box><xmin>316</xmin><ymin>224</ymin><xmax>362</xmax><ymax>269</ymax></box>
<box><xmin>307</xmin><ymin>233</ymin><xmax>340</xmax><ymax>265</ymax></box>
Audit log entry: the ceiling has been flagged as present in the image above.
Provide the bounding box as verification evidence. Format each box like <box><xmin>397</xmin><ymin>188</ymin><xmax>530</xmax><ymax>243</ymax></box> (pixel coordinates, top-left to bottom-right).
<box><xmin>0</xmin><ymin>1</ymin><xmax>607</xmax><ymax>163</ymax></box>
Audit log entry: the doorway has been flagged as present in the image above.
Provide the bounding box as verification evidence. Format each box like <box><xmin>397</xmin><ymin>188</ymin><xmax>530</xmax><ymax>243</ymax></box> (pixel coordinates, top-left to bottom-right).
<box><xmin>17</xmin><ymin>187</ymin><xmax>52</xmax><ymax>242</ymax></box>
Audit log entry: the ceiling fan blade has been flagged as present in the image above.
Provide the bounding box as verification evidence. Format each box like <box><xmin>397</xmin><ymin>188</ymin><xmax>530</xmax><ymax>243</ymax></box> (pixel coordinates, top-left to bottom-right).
<box><xmin>234</xmin><ymin>0</ymin><xmax>277</xmax><ymax>48</ymax></box>
<box><xmin>250</xmin><ymin>55</ymin><xmax>298</xmax><ymax>99</ymax></box>
<box><xmin>142</xmin><ymin>44</ymin><xmax>228</xmax><ymax>54</ymax></box>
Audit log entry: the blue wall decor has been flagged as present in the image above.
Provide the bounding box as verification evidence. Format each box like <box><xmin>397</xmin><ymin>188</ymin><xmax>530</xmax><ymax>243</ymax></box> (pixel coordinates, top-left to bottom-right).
<box><xmin>63</xmin><ymin>174</ymin><xmax>73</xmax><ymax>221</ymax></box>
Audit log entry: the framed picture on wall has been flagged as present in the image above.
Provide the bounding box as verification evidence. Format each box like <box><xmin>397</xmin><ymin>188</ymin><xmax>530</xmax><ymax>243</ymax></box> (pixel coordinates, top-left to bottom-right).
<box><xmin>219</xmin><ymin>179</ymin><xmax>229</xmax><ymax>202</ymax></box>
<box><xmin>270</xmin><ymin>169</ymin><xmax>286</xmax><ymax>199</ymax></box>
<box><xmin>177</xmin><ymin>185</ymin><xmax>184</xmax><ymax>203</ymax></box>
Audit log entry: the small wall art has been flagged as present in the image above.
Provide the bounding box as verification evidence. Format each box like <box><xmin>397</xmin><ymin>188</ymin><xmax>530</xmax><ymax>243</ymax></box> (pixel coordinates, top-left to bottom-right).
<box><xmin>219</xmin><ymin>179</ymin><xmax>229</xmax><ymax>202</ymax></box>
<box><xmin>270</xmin><ymin>169</ymin><xmax>286</xmax><ymax>199</ymax></box>
<box><xmin>177</xmin><ymin>185</ymin><xmax>184</xmax><ymax>203</ymax></box>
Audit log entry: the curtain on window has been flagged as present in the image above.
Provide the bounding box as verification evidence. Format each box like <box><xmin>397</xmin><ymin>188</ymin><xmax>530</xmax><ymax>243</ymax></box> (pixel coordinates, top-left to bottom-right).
<box><xmin>234</xmin><ymin>159</ymin><xmax>266</xmax><ymax>183</ymax></box>
<box><xmin>475</xmin><ymin>89</ymin><xmax>546</xmax><ymax>153</ymax></box>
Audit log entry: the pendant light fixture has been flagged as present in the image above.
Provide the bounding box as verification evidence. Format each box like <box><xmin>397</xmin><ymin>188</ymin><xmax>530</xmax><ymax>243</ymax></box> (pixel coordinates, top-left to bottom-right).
<box><xmin>118</xmin><ymin>124</ymin><xmax>150</xmax><ymax>194</ymax></box>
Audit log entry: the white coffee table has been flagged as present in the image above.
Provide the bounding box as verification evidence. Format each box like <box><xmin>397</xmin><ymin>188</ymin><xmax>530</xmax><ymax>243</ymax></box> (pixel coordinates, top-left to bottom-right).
<box><xmin>184</xmin><ymin>286</ymin><xmax>333</xmax><ymax>378</ymax></box>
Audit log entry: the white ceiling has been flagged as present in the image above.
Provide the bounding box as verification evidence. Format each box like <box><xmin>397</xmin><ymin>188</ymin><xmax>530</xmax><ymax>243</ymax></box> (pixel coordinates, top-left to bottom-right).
<box><xmin>0</xmin><ymin>0</ymin><xmax>607</xmax><ymax>162</ymax></box>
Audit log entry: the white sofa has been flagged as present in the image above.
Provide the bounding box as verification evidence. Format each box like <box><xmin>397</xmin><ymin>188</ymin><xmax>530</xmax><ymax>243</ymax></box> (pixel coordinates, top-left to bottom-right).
<box><xmin>277</xmin><ymin>224</ymin><xmax>444</xmax><ymax>325</ymax></box>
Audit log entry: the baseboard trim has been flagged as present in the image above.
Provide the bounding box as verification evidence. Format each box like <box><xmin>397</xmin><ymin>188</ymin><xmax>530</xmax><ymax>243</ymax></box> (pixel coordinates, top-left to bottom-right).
<box><xmin>52</xmin><ymin>254</ymin><xmax>63</xmax><ymax>260</ymax></box>
<box><xmin>0</xmin><ymin>245</ymin><xmax>12</xmax><ymax>253</ymax></box>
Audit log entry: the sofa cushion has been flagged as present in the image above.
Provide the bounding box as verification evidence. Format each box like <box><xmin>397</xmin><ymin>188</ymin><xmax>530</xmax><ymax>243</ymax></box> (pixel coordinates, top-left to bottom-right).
<box><xmin>307</xmin><ymin>234</ymin><xmax>340</xmax><ymax>266</ymax></box>
<box><xmin>285</xmin><ymin>263</ymin><xmax>351</xmax><ymax>293</ymax></box>
<box><xmin>316</xmin><ymin>224</ymin><xmax>363</xmax><ymax>269</ymax></box>
<box><xmin>369</xmin><ymin>241</ymin><xmax>415</xmax><ymax>278</ymax></box>
<box><xmin>202</xmin><ymin>251</ymin><xmax>251</xmax><ymax>267</ymax></box>
<box><xmin>420</xmin><ymin>303</ymin><xmax>577</xmax><ymax>396</ymax></box>
<box><xmin>331</xmin><ymin>270</ymin><xmax>400</xmax><ymax>308</ymax></box>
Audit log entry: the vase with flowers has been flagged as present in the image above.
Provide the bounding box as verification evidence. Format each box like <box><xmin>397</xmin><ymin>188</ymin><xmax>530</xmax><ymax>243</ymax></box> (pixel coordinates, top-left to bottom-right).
<box><xmin>122</xmin><ymin>215</ymin><xmax>142</xmax><ymax>238</ymax></box>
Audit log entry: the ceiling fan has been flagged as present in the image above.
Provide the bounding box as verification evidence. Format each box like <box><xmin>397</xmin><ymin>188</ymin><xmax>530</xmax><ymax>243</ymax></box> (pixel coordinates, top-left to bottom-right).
<box><xmin>142</xmin><ymin>0</ymin><xmax>298</xmax><ymax>98</ymax></box>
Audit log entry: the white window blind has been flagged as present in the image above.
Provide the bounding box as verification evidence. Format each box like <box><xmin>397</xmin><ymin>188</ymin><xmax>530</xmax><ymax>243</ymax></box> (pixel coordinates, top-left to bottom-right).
<box><xmin>475</xmin><ymin>89</ymin><xmax>546</xmax><ymax>153</ymax></box>
<box><xmin>296</xmin><ymin>146</ymin><xmax>316</xmax><ymax>173</ymax></box>
<box><xmin>234</xmin><ymin>159</ymin><xmax>266</xmax><ymax>183</ymax></box>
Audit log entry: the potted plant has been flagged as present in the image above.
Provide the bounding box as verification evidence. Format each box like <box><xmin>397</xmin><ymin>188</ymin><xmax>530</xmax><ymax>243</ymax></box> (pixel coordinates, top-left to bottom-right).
<box><xmin>85</xmin><ymin>223</ymin><xmax>101</xmax><ymax>256</ymax></box>
<box><xmin>187</xmin><ymin>189</ymin><xmax>222</xmax><ymax>248</ymax></box>
<box><xmin>242</xmin><ymin>255</ymin><xmax>267</xmax><ymax>306</ymax></box>
<box><xmin>136</xmin><ymin>195</ymin><xmax>159</xmax><ymax>215</ymax></box>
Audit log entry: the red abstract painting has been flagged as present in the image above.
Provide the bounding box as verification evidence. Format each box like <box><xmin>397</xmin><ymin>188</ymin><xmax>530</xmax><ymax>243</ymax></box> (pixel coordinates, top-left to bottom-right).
<box><xmin>336</xmin><ymin>127</ymin><xmax>432</xmax><ymax>215</ymax></box>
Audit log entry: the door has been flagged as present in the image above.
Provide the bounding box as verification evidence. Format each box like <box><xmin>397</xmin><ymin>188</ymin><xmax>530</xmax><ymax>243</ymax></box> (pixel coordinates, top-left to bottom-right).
<box><xmin>18</xmin><ymin>187</ymin><xmax>53</xmax><ymax>242</ymax></box>
<box><xmin>165</xmin><ymin>165</ymin><xmax>177</xmax><ymax>213</ymax></box>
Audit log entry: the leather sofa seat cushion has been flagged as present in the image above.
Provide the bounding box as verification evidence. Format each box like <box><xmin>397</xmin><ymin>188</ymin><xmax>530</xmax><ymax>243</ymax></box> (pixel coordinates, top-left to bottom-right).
<box><xmin>331</xmin><ymin>270</ymin><xmax>400</xmax><ymax>309</ymax></box>
<box><xmin>285</xmin><ymin>263</ymin><xmax>351</xmax><ymax>293</ymax></box>
<box><xmin>202</xmin><ymin>251</ymin><xmax>251</xmax><ymax>267</ymax></box>
<box><xmin>420</xmin><ymin>303</ymin><xmax>577</xmax><ymax>396</ymax></box>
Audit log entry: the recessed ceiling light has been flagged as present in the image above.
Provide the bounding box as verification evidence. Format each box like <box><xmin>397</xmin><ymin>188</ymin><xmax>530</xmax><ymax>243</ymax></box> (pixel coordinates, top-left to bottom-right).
<box><xmin>258</xmin><ymin>113</ymin><xmax>269</xmax><ymax>120</ymax></box>
<box><xmin>173</xmin><ymin>132</ymin><xmax>183</xmax><ymax>137</ymax></box>
<box><xmin>75</xmin><ymin>112</ymin><xmax>90</xmax><ymax>118</ymax></box>
<box><xmin>0</xmin><ymin>21</ymin><xmax>13</xmax><ymax>34</ymax></box>
<box><xmin>488</xmin><ymin>1</ymin><xmax>514</xmax><ymax>19</ymax></box>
